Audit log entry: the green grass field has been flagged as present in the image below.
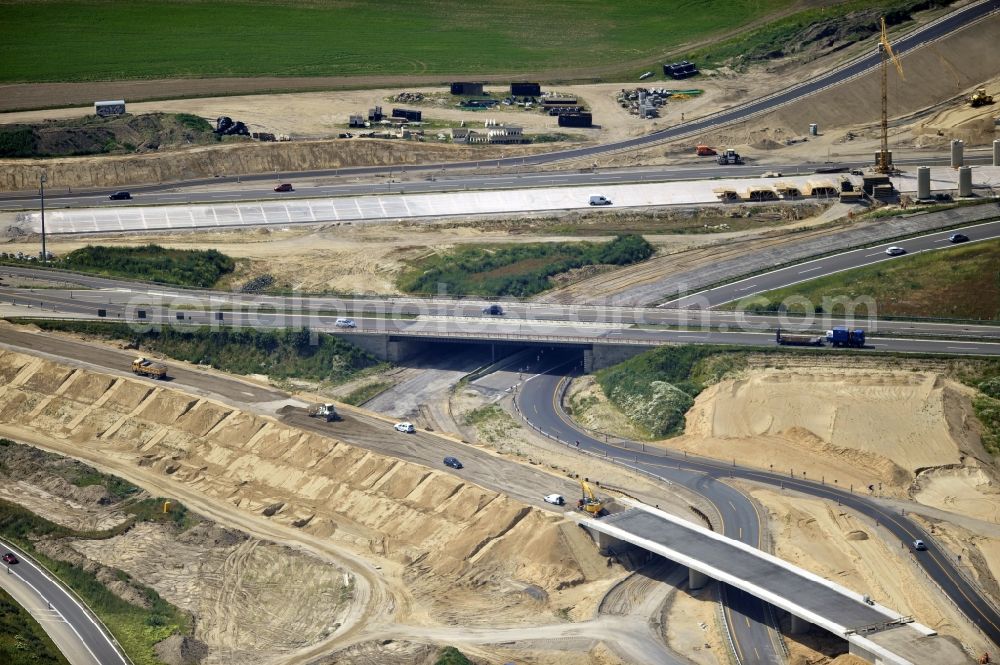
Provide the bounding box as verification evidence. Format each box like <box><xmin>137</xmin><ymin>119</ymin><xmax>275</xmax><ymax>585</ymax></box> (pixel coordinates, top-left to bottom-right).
<box><xmin>0</xmin><ymin>0</ymin><xmax>799</xmax><ymax>83</ymax></box>
<box><xmin>730</xmin><ymin>238</ymin><xmax>1000</xmax><ymax>321</ymax></box>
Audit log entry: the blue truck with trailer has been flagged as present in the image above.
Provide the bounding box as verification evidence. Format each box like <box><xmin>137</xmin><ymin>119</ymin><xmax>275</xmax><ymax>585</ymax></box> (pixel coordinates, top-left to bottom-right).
<box><xmin>826</xmin><ymin>326</ymin><xmax>866</xmax><ymax>348</ymax></box>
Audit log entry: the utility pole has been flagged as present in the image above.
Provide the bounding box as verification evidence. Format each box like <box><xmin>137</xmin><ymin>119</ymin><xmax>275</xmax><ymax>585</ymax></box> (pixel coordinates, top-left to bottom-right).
<box><xmin>39</xmin><ymin>173</ymin><xmax>47</xmax><ymax>263</ymax></box>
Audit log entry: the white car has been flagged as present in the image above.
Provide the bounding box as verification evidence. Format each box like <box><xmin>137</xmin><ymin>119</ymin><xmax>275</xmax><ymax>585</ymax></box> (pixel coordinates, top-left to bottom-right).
<box><xmin>543</xmin><ymin>494</ymin><xmax>566</xmax><ymax>506</ymax></box>
<box><xmin>394</xmin><ymin>422</ymin><xmax>415</xmax><ymax>433</ymax></box>
<box><xmin>335</xmin><ymin>318</ymin><xmax>356</xmax><ymax>328</ymax></box>
<box><xmin>885</xmin><ymin>246</ymin><xmax>906</xmax><ymax>256</ymax></box>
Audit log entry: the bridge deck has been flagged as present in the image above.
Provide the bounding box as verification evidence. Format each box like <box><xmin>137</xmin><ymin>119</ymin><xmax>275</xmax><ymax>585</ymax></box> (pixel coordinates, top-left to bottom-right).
<box><xmin>602</xmin><ymin>508</ymin><xmax>889</xmax><ymax>629</ymax></box>
<box><xmin>588</xmin><ymin>503</ymin><xmax>969</xmax><ymax>664</ymax></box>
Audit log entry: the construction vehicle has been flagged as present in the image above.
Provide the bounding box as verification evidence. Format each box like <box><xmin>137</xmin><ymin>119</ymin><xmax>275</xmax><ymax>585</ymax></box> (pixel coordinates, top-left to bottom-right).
<box><xmin>775</xmin><ymin>329</ymin><xmax>824</xmax><ymax>346</ymax></box>
<box><xmin>309</xmin><ymin>403</ymin><xmax>340</xmax><ymax>422</ymax></box>
<box><xmin>577</xmin><ymin>480</ymin><xmax>604</xmax><ymax>515</ymax></box>
<box><xmin>826</xmin><ymin>326</ymin><xmax>866</xmax><ymax>348</ymax></box>
<box><xmin>696</xmin><ymin>144</ymin><xmax>717</xmax><ymax>156</ymax></box>
<box><xmin>717</xmin><ymin>148</ymin><xmax>744</xmax><ymax>165</ymax></box>
<box><xmin>876</xmin><ymin>17</ymin><xmax>904</xmax><ymax>173</ymax></box>
<box><xmin>968</xmin><ymin>87</ymin><xmax>994</xmax><ymax>107</ymax></box>
<box><xmin>131</xmin><ymin>357</ymin><xmax>167</xmax><ymax>379</ymax></box>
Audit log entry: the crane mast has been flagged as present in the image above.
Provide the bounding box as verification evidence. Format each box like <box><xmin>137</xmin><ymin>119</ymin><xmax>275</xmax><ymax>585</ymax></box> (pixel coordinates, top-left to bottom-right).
<box><xmin>877</xmin><ymin>17</ymin><xmax>905</xmax><ymax>174</ymax></box>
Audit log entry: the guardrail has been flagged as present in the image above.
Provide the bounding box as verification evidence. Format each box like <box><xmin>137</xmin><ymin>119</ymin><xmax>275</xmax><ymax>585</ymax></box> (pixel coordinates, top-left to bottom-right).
<box><xmin>717</xmin><ymin>587</ymin><xmax>743</xmax><ymax>665</ymax></box>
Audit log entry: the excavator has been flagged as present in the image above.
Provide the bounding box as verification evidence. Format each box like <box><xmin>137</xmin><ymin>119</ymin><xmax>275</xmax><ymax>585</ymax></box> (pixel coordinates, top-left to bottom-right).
<box><xmin>577</xmin><ymin>480</ymin><xmax>605</xmax><ymax>515</ymax></box>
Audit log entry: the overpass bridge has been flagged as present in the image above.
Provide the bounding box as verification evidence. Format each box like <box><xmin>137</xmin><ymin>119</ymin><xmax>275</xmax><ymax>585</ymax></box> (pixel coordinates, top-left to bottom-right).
<box><xmin>581</xmin><ymin>500</ymin><xmax>968</xmax><ymax>665</ymax></box>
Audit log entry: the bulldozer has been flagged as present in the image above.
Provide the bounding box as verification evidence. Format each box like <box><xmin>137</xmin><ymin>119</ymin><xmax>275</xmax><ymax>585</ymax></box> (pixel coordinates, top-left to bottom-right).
<box><xmin>577</xmin><ymin>480</ymin><xmax>605</xmax><ymax>516</ymax></box>
<box><xmin>309</xmin><ymin>403</ymin><xmax>340</xmax><ymax>422</ymax></box>
<box><xmin>968</xmin><ymin>87</ymin><xmax>994</xmax><ymax>107</ymax></box>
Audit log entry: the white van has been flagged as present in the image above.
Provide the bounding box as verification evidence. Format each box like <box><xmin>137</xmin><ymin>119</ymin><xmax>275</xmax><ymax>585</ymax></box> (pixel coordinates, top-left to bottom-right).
<box><xmin>335</xmin><ymin>318</ymin><xmax>356</xmax><ymax>328</ymax></box>
<box><xmin>589</xmin><ymin>195</ymin><xmax>612</xmax><ymax>206</ymax></box>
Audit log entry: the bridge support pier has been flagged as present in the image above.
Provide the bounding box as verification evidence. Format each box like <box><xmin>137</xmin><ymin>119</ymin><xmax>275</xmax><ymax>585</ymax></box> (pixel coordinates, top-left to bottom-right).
<box><xmin>848</xmin><ymin>641</ymin><xmax>878</xmax><ymax>664</ymax></box>
<box><xmin>688</xmin><ymin>567</ymin><xmax>709</xmax><ymax>590</ymax></box>
<box><xmin>789</xmin><ymin>614</ymin><xmax>811</xmax><ymax>635</ymax></box>
<box><xmin>328</xmin><ymin>334</ymin><xmax>436</xmax><ymax>364</ymax></box>
<box><xmin>587</xmin><ymin>344</ymin><xmax>652</xmax><ymax>371</ymax></box>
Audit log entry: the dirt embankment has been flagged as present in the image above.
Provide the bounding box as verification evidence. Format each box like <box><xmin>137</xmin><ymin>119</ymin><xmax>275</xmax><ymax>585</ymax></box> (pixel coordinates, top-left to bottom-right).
<box><xmin>0</xmin><ymin>138</ymin><xmax>518</xmax><ymax>192</ymax></box>
<box><xmin>0</xmin><ymin>349</ymin><xmax>615</xmax><ymax>636</ymax></box>
<box><xmin>678</xmin><ymin>367</ymin><xmax>997</xmax><ymax>504</ymax></box>
<box><xmin>745</xmin><ymin>485</ymin><xmax>992</xmax><ymax>657</ymax></box>
<box><xmin>0</xmin><ymin>436</ymin><xmax>351</xmax><ymax>665</ymax></box>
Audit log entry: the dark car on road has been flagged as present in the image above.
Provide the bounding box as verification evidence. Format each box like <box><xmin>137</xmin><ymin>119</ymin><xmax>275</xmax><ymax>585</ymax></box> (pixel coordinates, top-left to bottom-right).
<box><xmin>443</xmin><ymin>456</ymin><xmax>463</xmax><ymax>469</ymax></box>
<box><xmin>274</xmin><ymin>183</ymin><xmax>294</xmax><ymax>192</ymax></box>
<box><xmin>948</xmin><ymin>233</ymin><xmax>969</xmax><ymax>243</ymax></box>
<box><xmin>108</xmin><ymin>191</ymin><xmax>132</xmax><ymax>200</ymax></box>
<box><xmin>2</xmin><ymin>552</ymin><xmax>18</xmax><ymax>564</ymax></box>
<box><xmin>482</xmin><ymin>304</ymin><xmax>504</xmax><ymax>316</ymax></box>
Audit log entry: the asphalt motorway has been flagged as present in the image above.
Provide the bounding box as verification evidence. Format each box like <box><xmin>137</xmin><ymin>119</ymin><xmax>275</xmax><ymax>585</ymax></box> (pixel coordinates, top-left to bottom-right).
<box><xmin>0</xmin><ymin>537</ymin><xmax>127</xmax><ymax>665</ymax></box>
<box><xmin>1</xmin><ymin>154</ymin><xmax>992</xmax><ymax>210</ymax></box>
<box><xmin>517</xmin><ymin>353</ymin><xmax>781</xmax><ymax>665</ymax></box>
<box><xmin>516</xmin><ymin>350</ymin><xmax>1000</xmax><ymax>651</ymax></box>
<box><xmin>4</xmin><ymin>283</ymin><xmax>1000</xmax><ymax>357</ymax></box>
<box><xmin>666</xmin><ymin>218</ymin><xmax>1000</xmax><ymax>308</ymax></box>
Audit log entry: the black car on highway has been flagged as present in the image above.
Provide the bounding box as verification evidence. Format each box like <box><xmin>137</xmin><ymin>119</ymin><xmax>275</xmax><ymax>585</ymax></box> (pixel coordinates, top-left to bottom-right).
<box><xmin>108</xmin><ymin>191</ymin><xmax>132</xmax><ymax>200</ymax></box>
<box><xmin>443</xmin><ymin>456</ymin><xmax>463</xmax><ymax>469</ymax></box>
<box><xmin>948</xmin><ymin>233</ymin><xmax>969</xmax><ymax>243</ymax></box>
<box><xmin>482</xmin><ymin>304</ymin><xmax>504</xmax><ymax>316</ymax></box>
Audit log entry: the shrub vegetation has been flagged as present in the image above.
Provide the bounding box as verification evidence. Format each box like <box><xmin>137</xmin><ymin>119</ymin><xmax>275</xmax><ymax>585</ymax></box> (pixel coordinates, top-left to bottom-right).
<box><xmin>434</xmin><ymin>647</ymin><xmax>473</xmax><ymax>665</ymax></box>
<box><xmin>56</xmin><ymin>245</ymin><xmax>235</xmax><ymax>288</ymax></box>
<box><xmin>596</xmin><ymin>346</ymin><xmax>750</xmax><ymax>437</ymax></box>
<box><xmin>26</xmin><ymin>321</ymin><xmax>384</xmax><ymax>384</ymax></box>
<box><xmin>398</xmin><ymin>234</ymin><xmax>654</xmax><ymax>297</ymax></box>
<box><xmin>0</xmin><ymin>586</ymin><xmax>70</xmax><ymax>665</ymax></box>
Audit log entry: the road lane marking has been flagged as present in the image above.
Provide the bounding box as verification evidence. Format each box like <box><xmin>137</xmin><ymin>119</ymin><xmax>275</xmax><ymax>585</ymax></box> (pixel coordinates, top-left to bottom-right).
<box><xmin>798</xmin><ymin>266</ymin><xmax>823</xmax><ymax>273</ymax></box>
<box><xmin>864</xmin><ymin>252</ymin><xmax>885</xmax><ymax>257</ymax></box>
<box><xmin>736</xmin><ymin>284</ymin><xmax>757</xmax><ymax>291</ymax></box>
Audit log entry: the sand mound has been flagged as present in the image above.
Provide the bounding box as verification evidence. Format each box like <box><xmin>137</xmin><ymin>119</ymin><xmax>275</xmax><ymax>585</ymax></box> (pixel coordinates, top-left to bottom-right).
<box><xmin>844</xmin><ymin>530</ymin><xmax>868</xmax><ymax>541</ymax></box>
<box><xmin>912</xmin><ymin>464</ymin><xmax>1000</xmax><ymax>524</ymax></box>
<box><xmin>0</xmin><ymin>349</ymin><xmax>611</xmax><ymax>627</ymax></box>
<box><xmin>684</xmin><ymin>369</ymin><xmax>986</xmax><ymax>488</ymax></box>
<box><xmin>154</xmin><ymin>635</ymin><xmax>209</xmax><ymax>665</ymax></box>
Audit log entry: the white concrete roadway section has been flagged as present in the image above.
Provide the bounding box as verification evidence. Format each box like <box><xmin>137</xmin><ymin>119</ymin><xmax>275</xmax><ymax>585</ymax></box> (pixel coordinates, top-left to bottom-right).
<box><xmin>26</xmin><ymin>166</ymin><xmax>1000</xmax><ymax>235</ymax></box>
<box><xmin>582</xmin><ymin>499</ymin><xmax>965</xmax><ymax>665</ymax></box>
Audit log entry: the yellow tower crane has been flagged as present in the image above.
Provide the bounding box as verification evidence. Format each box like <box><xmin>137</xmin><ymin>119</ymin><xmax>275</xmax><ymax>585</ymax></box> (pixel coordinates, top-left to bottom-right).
<box><xmin>877</xmin><ymin>16</ymin><xmax>905</xmax><ymax>174</ymax></box>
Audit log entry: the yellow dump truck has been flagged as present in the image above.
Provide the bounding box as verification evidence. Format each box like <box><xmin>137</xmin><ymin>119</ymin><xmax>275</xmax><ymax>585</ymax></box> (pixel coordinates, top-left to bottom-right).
<box><xmin>131</xmin><ymin>357</ymin><xmax>167</xmax><ymax>379</ymax></box>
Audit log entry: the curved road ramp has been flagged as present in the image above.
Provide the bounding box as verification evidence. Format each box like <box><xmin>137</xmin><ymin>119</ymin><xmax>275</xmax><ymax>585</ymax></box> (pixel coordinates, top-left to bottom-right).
<box><xmin>579</xmin><ymin>500</ymin><xmax>966</xmax><ymax>665</ymax></box>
